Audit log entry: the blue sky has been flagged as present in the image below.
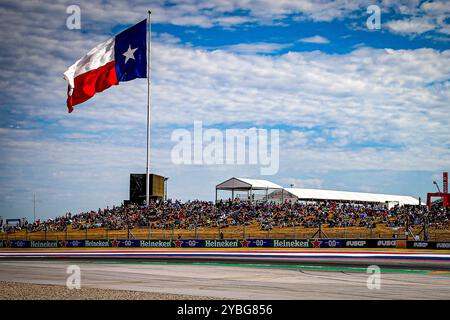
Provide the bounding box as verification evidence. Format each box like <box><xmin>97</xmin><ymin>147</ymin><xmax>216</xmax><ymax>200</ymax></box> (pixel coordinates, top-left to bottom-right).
<box><xmin>0</xmin><ymin>0</ymin><xmax>449</xmax><ymax>221</ymax></box>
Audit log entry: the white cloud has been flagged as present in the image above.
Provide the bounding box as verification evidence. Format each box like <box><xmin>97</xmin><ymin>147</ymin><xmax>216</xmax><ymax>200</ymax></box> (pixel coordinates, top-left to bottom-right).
<box><xmin>0</xmin><ymin>0</ymin><xmax>447</xmax><ymax>36</ymax></box>
<box><xmin>298</xmin><ymin>35</ymin><xmax>330</xmax><ymax>44</ymax></box>
<box><xmin>385</xmin><ymin>18</ymin><xmax>436</xmax><ymax>34</ymax></box>
<box><xmin>383</xmin><ymin>0</ymin><xmax>450</xmax><ymax>36</ymax></box>
<box><xmin>421</xmin><ymin>0</ymin><xmax>450</xmax><ymax>16</ymax></box>
<box><xmin>218</xmin><ymin>42</ymin><xmax>292</xmax><ymax>54</ymax></box>
<box><xmin>156</xmin><ymin>32</ymin><xmax>181</xmax><ymax>45</ymax></box>
<box><xmin>382</xmin><ymin>0</ymin><xmax>422</xmax><ymax>15</ymax></box>
<box><xmin>438</xmin><ymin>26</ymin><xmax>450</xmax><ymax>35</ymax></box>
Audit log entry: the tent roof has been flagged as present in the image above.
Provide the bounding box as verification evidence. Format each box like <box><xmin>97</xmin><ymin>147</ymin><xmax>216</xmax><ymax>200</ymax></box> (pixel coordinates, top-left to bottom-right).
<box><xmin>283</xmin><ymin>187</ymin><xmax>420</xmax><ymax>205</ymax></box>
<box><xmin>216</xmin><ymin>177</ymin><xmax>283</xmax><ymax>190</ymax></box>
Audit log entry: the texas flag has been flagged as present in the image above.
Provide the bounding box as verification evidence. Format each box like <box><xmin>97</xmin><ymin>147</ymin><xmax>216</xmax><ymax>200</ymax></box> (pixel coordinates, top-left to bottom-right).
<box><xmin>64</xmin><ymin>19</ymin><xmax>147</xmax><ymax>113</ymax></box>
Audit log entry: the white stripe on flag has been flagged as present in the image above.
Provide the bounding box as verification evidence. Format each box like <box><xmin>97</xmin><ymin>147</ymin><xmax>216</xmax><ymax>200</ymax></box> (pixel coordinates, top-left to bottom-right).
<box><xmin>64</xmin><ymin>37</ymin><xmax>115</xmax><ymax>92</ymax></box>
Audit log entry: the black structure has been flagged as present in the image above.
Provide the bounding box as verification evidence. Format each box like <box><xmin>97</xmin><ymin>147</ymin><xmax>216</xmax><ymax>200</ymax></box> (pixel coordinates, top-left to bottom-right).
<box><xmin>129</xmin><ymin>173</ymin><xmax>167</xmax><ymax>204</ymax></box>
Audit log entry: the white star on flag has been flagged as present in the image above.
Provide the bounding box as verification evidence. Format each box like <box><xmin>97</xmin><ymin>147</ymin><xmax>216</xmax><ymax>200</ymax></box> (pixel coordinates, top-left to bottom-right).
<box><xmin>123</xmin><ymin>45</ymin><xmax>138</xmax><ymax>64</ymax></box>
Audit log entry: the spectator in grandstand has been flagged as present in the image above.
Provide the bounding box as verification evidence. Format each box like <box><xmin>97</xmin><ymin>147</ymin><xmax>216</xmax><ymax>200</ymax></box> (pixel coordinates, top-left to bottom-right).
<box><xmin>9</xmin><ymin>196</ymin><xmax>448</xmax><ymax>235</ymax></box>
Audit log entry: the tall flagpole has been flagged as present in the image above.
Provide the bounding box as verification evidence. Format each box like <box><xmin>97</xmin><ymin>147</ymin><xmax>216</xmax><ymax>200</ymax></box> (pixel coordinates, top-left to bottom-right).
<box><xmin>146</xmin><ymin>11</ymin><xmax>152</xmax><ymax>206</ymax></box>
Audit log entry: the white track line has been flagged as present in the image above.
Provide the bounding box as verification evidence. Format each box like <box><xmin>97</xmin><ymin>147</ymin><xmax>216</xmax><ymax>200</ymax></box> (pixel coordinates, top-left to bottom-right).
<box><xmin>1</xmin><ymin>250</ymin><xmax>450</xmax><ymax>260</ymax></box>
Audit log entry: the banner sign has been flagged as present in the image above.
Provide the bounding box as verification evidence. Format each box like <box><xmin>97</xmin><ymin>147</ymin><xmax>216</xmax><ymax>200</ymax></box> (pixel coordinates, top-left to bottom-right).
<box><xmin>84</xmin><ymin>239</ymin><xmax>111</xmax><ymax>247</ymax></box>
<box><xmin>173</xmin><ymin>239</ymin><xmax>204</xmax><ymax>248</ymax></box>
<box><xmin>59</xmin><ymin>240</ymin><xmax>85</xmax><ymax>248</ymax></box>
<box><xmin>0</xmin><ymin>240</ymin><xmax>31</xmax><ymax>248</ymax></box>
<box><xmin>316</xmin><ymin>239</ymin><xmax>344</xmax><ymax>248</ymax></box>
<box><xmin>246</xmin><ymin>239</ymin><xmax>273</xmax><ymax>247</ymax></box>
<box><xmin>343</xmin><ymin>239</ymin><xmax>369</xmax><ymax>248</ymax></box>
<box><xmin>1</xmin><ymin>239</ymin><xmax>449</xmax><ymax>249</ymax></box>
<box><xmin>272</xmin><ymin>239</ymin><xmax>309</xmax><ymax>248</ymax></box>
<box><xmin>139</xmin><ymin>239</ymin><xmax>172</xmax><ymax>248</ymax></box>
<box><xmin>204</xmin><ymin>239</ymin><xmax>240</xmax><ymax>248</ymax></box>
<box><xmin>368</xmin><ymin>239</ymin><xmax>398</xmax><ymax>248</ymax></box>
<box><xmin>435</xmin><ymin>242</ymin><xmax>450</xmax><ymax>249</ymax></box>
<box><xmin>407</xmin><ymin>241</ymin><xmax>450</xmax><ymax>250</ymax></box>
<box><xmin>30</xmin><ymin>240</ymin><xmax>59</xmax><ymax>248</ymax></box>
<box><xmin>407</xmin><ymin>241</ymin><xmax>432</xmax><ymax>249</ymax></box>
<box><xmin>111</xmin><ymin>239</ymin><xmax>141</xmax><ymax>247</ymax></box>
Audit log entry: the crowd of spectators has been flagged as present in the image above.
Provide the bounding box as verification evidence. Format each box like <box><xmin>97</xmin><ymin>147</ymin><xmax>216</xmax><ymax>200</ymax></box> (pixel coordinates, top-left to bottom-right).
<box><xmin>1</xmin><ymin>199</ymin><xmax>449</xmax><ymax>233</ymax></box>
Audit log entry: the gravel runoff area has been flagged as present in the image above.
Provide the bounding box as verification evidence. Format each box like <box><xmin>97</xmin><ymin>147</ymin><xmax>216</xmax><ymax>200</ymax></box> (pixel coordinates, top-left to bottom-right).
<box><xmin>0</xmin><ymin>281</ymin><xmax>220</xmax><ymax>300</ymax></box>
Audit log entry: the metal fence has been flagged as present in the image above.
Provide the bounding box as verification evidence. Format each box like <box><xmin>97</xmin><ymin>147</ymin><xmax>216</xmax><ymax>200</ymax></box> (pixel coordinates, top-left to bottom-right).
<box><xmin>1</xmin><ymin>226</ymin><xmax>449</xmax><ymax>241</ymax></box>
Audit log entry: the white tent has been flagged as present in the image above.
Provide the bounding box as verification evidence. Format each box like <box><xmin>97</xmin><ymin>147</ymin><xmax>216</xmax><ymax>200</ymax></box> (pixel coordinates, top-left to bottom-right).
<box><xmin>283</xmin><ymin>187</ymin><xmax>420</xmax><ymax>206</ymax></box>
<box><xmin>215</xmin><ymin>177</ymin><xmax>282</xmax><ymax>202</ymax></box>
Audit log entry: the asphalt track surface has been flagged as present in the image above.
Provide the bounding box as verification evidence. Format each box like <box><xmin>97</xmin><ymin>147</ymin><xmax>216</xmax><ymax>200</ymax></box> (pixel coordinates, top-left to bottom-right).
<box><xmin>2</xmin><ymin>248</ymin><xmax>450</xmax><ymax>269</ymax></box>
<box><xmin>1</xmin><ymin>249</ymin><xmax>450</xmax><ymax>299</ymax></box>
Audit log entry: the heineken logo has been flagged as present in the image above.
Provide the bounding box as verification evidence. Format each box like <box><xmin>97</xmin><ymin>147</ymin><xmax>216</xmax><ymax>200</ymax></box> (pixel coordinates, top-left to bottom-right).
<box><xmin>139</xmin><ymin>240</ymin><xmax>172</xmax><ymax>247</ymax></box>
<box><xmin>30</xmin><ymin>241</ymin><xmax>58</xmax><ymax>248</ymax></box>
<box><xmin>205</xmin><ymin>239</ymin><xmax>239</xmax><ymax>248</ymax></box>
<box><xmin>85</xmin><ymin>240</ymin><xmax>110</xmax><ymax>247</ymax></box>
<box><xmin>273</xmin><ymin>239</ymin><xmax>309</xmax><ymax>248</ymax></box>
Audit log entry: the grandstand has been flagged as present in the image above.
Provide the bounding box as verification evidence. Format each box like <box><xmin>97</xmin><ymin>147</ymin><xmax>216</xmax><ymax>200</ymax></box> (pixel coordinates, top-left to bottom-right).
<box><xmin>1</xmin><ymin>199</ymin><xmax>449</xmax><ymax>242</ymax></box>
<box><xmin>1</xmin><ymin>177</ymin><xmax>448</xmax><ymax>242</ymax></box>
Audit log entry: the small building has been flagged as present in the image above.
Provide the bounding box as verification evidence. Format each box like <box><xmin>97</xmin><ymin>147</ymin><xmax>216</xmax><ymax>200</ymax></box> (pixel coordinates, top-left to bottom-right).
<box><xmin>279</xmin><ymin>187</ymin><xmax>420</xmax><ymax>207</ymax></box>
<box><xmin>216</xmin><ymin>177</ymin><xmax>421</xmax><ymax>207</ymax></box>
<box><xmin>215</xmin><ymin>177</ymin><xmax>283</xmax><ymax>203</ymax></box>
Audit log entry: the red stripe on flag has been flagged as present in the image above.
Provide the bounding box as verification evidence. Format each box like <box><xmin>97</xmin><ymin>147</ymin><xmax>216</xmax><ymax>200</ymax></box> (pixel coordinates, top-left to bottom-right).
<box><xmin>67</xmin><ymin>61</ymin><xmax>118</xmax><ymax>113</ymax></box>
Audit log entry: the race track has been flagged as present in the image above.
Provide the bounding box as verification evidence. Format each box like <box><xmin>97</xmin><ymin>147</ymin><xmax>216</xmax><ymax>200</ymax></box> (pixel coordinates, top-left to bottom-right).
<box><xmin>0</xmin><ymin>259</ymin><xmax>450</xmax><ymax>299</ymax></box>
<box><xmin>1</xmin><ymin>249</ymin><xmax>450</xmax><ymax>299</ymax></box>
<box><xmin>2</xmin><ymin>248</ymin><xmax>450</xmax><ymax>269</ymax></box>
